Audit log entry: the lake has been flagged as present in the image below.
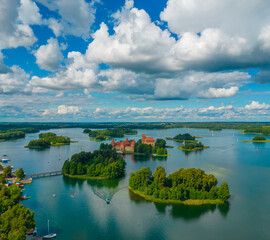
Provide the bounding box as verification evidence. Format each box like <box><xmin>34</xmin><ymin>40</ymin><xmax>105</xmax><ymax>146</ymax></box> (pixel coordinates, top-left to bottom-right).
<box><xmin>1</xmin><ymin>127</ymin><xmax>270</xmax><ymax>240</ymax></box>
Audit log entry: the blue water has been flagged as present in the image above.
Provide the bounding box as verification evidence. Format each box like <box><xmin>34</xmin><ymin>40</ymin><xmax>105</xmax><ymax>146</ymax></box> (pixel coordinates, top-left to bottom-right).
<box><xmin>1</xmin><ymin>128</ymin><xmax>270</xmax><ymax>240</ymax></box>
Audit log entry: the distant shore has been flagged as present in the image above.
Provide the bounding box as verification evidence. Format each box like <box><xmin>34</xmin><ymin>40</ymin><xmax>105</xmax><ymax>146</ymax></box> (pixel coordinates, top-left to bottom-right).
<box><xmin>129</xmin><ymin>188</ymin><xmax>225</xmax><ymax>205</ymax></box>
<box><xmin>178</xmin><ymin>146</ymin><xmax>210</xmax><ymax>152</ymax></box>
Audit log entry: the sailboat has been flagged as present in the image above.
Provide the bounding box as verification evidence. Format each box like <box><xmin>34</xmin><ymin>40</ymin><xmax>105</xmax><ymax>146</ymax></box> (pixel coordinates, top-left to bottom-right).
<box><xmin>43</xmin><ymin>220</ymin><xmax>57</xmax><ymax>239</ymax></box>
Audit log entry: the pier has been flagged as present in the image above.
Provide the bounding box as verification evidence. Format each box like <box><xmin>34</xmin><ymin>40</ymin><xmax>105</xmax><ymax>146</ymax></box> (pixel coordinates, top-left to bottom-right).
<box><xmin>26</xmin><ymin>171</ymin><xmax>62</xmax><ymax>179</ymax></box>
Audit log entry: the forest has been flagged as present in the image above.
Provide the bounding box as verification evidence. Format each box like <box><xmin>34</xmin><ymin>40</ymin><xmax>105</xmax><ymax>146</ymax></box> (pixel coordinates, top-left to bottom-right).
<box><xmin>86</xmin><ymin>128</ymin><xmax>138</xmax><ymax>140</ymax></box>
<box><xmin>0</xmin><ymin>131</ymin><xmax>25</xmax><ymax>141</ymax></box>
<box><xmin>62</xmin><ymin>148</ymin><xmax>126</xmax><ymax>179</ymax></box>
<box><xmin>129</xmin><ymin>167</ymin><xmax>230</xmax><ymax>203</ymax></box>
<box><xmin>25</xmin><ymin>132</ymin><xmax>71</xmax><ymax>149</ymax></box>
<box><xmin>168</xmin><ymin>133</ymin><xmax>196</xmax><ymax>141</ymax></box>
<box><xmin>134</xmin><ymin>139</ymin><xmax>168</xmax><ymax>156</ymax></box>
<box><xmin>178</xmin><ymin>142</ymin><xmax>207</xmax><ymax>151</ymax></box>
<box><xmin>0</xmin><ymin>185</ymin><xmax>35</xmax><ymax>240</ymax></box>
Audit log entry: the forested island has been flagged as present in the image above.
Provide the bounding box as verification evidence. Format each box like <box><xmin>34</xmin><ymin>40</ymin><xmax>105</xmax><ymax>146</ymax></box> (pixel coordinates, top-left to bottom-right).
<box><xmin>0</xmin><ymin>131</ymin><xmax>25</xmax><ymax>141</ymax></box>
<box><xmin>25</xmin><ymin>132</ymin><xmax>75</xmax><ymax>149</ymax></box>
<box><xmin>0</xmin><ymin>184</ymin><xmax>35</xmax><ymax>239</ymax></box>
<box><xmin>242</xmin><ymin>136</ymin><xmax>270</xmax><ymax>143</ymax></box>
<box><xmin>178</xmin><ymin>142</ymin><xmax>209</xmax><ymax>151</ymax></box>
<box><xmin>85</xmin><ymin>128</ymin><xmax>137</xmax><ymax>141</ymax></box>
<box><xmin>166</xmin><ymin>133</ymin><xmax>197</xmax><ymax>142</ymax></box>
<box><xmin>129</xmin><ymin>167</ymin><xmax>230</xmax><ymax>205</ymax></box>
<box><xmin>62</xmin><ymin>148</ymin><xmax>126</xmax><ymax>180</ymax></box>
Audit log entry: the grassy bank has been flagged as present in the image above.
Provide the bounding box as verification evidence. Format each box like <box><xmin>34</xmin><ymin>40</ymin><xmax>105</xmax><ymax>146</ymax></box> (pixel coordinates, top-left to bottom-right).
<box><xmin>241</xmin><ymin>140</ymin><xmax>270</xmax><ymax>143</ymax></box>
<box><xmin>178</xmin><ymin>146</ymin><xmax>210</xmax><ymax>152</ymax></box>
<box><xmin>63</xmin><ymin>173</ymin><xmax>108</xmax><ymax>180</ymax></box>
<box><xmin>129</xmin><ymin>188</ymin><xmax>225</xmax><ymax>205</ymax></box>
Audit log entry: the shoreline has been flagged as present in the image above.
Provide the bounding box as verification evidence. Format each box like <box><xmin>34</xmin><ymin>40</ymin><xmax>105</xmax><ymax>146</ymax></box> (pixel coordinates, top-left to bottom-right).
<box><xmin>241</xmin><ymin>140</ymin><xmax>270</xmax><ymax>143</ymax></box>
<box><xmin>129</xmin><ymin>188</ymin><xmax>225</xmax><ymax>205</ymax></box>
<box><xmin>63</xmin><ymin>173</ymin><xmax>109</xmax><ymax>180</ymax></box>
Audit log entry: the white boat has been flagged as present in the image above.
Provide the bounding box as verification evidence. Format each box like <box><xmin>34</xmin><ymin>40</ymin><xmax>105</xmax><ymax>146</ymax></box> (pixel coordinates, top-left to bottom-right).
<box><xmin>43</xmin><ymin>220</ymin><xmax>57</xmax><ymax>239</ymax></box>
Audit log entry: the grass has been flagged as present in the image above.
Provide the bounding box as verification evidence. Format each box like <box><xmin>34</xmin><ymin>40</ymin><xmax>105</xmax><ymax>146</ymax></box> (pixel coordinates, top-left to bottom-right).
<box><xmin>129</xmin><ymin>188</ymin><xmax>225</xmax><ymax>205</ymax></box>
<box><xmin>165</xmin><ymin>145</ymin><xmax>174</xmax><ymax>148</ymax></box>
<box><xmin>63</xmin><ymin>173</ymin><xmax>108</xmax><ymax>180</ymax></box>
<box><xmin>178</xmin><ymin>146</ymin><xmax>210</xmax><ymax>152</ymax></box>
<box><xmin>241</xmin><ymin>140</ymin><xmax>270</xmax><ymax>143</ymax></box>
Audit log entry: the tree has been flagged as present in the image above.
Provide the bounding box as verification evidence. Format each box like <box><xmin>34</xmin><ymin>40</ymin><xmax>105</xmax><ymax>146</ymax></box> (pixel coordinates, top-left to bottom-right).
<box><xmin>217</xmin><ymin>182</ymin><xmax>231</xmax><ymax>201</ymax></box>
<box><xmin>154</xmin><ymin>166</ymin><xmax>166</xmax><ymax>189</ymax></box>
<box><xmin>69</xmin><ymin>161</ymin><xmax>77</xmax><ymax>175</ymax></box>
<box><xmin>62</xmin><ymin>160</ymin><xmax>70</xmax><ymax>174</ymax></box>
<box><xmin>15</xmin><ymin>168</ymin><xmax>25</xmax><ymax>179</ymax></box>
<box><xmin>3</xmin><ymin>166</ymin><xmax>12</xmax><ymax>178</ymax></box>
<box><xmin>155</xmin><ymin>139</ymin><xmax>166</xmax><ymax>148</ymax></box>
<box><xmin>0</xmin><ymin>175</ymin><xmax>5</xmax><ymax>184</ymax></box>
<box><xmin>77</xmin><ymin>162</ymin><xmax>84</xmax><ymax>175</ymax></box>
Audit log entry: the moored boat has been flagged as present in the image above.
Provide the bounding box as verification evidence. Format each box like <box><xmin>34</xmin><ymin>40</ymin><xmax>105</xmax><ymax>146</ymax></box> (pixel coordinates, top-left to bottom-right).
<box><xmin>106</xmin><ymin>197</ymin><xmax>111</xmax><ymax>203</ymax></box>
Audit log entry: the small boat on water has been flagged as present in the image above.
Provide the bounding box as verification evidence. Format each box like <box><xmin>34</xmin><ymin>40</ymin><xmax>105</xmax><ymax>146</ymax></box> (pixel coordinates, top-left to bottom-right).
<box><xmin>43</xmin><ymin>220</ymin><xmax>57</xmax><ymax>239</ymax></box>
<box><xmin>53</xmin><ymin>194</ymin><xmax>56</xmax><ymax>197</ymax></box>
<box><xmin>106</xmin><ymin>197</ymin><xmax>111</xmax><ymax>203</ymax></box>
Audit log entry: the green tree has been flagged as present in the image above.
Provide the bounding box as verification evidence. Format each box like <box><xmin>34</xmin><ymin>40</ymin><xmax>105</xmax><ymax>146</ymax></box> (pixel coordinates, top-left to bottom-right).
<box><xmin>217</xmin><ymin>182</ymin><xmax>231</xmax><ymax>201</ymax></box>
<box><xmin>154</xmin><ymin>166</ymin><xmax>166</xmax><ymax>189</ymax></box>
<box><xmin>15</xmin><ymin>168</ymin><xmax>25</xmax><ymax>179</ymax></box>
<box><xmin>77</xmin><ymin>162</ymin><xmax>84</xmax><ymax>175</ymax></box>
<box><xmin>62</xmin><ymin>160</ymin><xmax>70</xmax><ymax>174</ymax></box>
<box><xmin>0</xmin><ymin>175</ymin><xmax>5</xmax><ymax>184</ymax></box>
<box><xmin>3</xmin><ymin>166</ymin><xmax>12</xmax><ymax>178</ymax></box>
<box><xmin>69</xmin><ymin>161</ymin><xmax>77</xmax><ymax>175</ymax></box>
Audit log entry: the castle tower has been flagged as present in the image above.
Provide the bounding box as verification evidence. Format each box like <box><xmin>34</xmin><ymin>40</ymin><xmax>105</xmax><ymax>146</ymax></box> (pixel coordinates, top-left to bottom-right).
<box><xmin>142</xmin><ymin>134</ymin><xmax>146</xmax><ymax>144</ymax></box>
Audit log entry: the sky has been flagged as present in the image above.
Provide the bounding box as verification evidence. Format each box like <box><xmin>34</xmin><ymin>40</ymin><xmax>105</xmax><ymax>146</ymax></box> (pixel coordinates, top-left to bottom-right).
<box><xmin>1</xmin><ymin>0</ymin><xmax>270</xmax><ymax>122</ymax></box>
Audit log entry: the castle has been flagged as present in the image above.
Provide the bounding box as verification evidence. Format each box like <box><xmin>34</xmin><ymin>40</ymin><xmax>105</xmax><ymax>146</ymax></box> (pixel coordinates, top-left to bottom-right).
<box><xmin>141</xmin><ymin>134</ymin><xmax>155</xmax><ymax>146</ymax></box>
<box><xmin>111</xmin><ymin>134</ymin><xmax>155</xmax><ymax>152</ymax></box>
<box><xmin>111</xmin><ymin>138</ymin><xmax>136</xmax><ymax>151</ymax></box>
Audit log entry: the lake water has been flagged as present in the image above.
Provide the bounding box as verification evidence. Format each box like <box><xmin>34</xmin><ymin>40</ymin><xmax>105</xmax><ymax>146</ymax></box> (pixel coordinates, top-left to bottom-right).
<box><xmin>1</xmin><ymin>128</ymin><xmax>270</xmax><ymax>240</ymax></box>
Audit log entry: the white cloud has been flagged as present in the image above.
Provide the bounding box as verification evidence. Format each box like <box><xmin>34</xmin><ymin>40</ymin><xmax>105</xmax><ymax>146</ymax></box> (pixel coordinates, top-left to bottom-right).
<box><xmin>198</xmin><ymin>87</ymin><xmax>239</xmax><ymax>98</ymax></box>
<box><xmin>37</xmin><ymin>0</ymin><xmax>97</xmax><ymax>38</ymax></box>
<box><xmin>30</xmin><ymin>51</ymin><xmax>99</xmax><ymax>90</ymax></box>
<box><xmin>18</xmin><ymin>0</ymin><xmax>43</xmax><ymax>25</ymax></box>
<box><xmin>245</xmin><ymin>101</ymin><xmax>270</xmax><ymax>110</ymax></box>
<box><xmin>57</xmin><ymin>105</ymin><xmax>79</xmax><ymax>114</ymax></box>
<box><xmin>34</xmin><ymin>38</ymin><xmax>64</xmax><ymax>71</ymax></box>
<box><xmin>0</xmin><ymin>0</ymin><xmax>37</xmax><ymax>50</ymax></box>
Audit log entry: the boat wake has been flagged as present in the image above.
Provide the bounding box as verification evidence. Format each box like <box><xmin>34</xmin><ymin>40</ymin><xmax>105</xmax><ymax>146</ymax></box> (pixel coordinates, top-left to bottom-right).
<box><xmin>90</xmin><ymin>185</ymin><xmax>127</xmax><ymax>202</ymax></box>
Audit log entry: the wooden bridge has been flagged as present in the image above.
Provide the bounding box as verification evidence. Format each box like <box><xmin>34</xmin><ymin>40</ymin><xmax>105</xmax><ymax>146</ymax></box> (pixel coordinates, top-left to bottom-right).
<box><xmin>26</xmin><ymin>171</ymin><xmax>62</xmax><ymax>179</ymax></box>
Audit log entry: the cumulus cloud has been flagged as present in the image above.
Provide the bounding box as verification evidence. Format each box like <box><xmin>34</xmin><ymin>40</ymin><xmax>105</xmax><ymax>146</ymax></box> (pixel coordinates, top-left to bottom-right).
<box><xmin>245</xmin><ymin>101</ymin><xmax>270</xmax><ymax>110</ymax></box>
<box><xmin>18</xmin><ymin>0</ymin><xmax>43</xmax><ymax>25</ymax></box>
<box><xmin>0</xmin><ymin>0</ymin><xmax>37</xmax><ymax>50</ymax></box>
<box><xmin>37</xmin><ymin>0</ymin><xmax>97</xmax><ymax>38</ymax></box>
<box><xmin>34</xmin><ymin>38</ymin><xmax>64</xmax><ymax>71</ymax></box>
<box><xmin>57</xmin><ymin>105</ymin><xmax>79</xmax><ymax>114</ymax></box>
<box><xmin>30</xmin><ymin>51</ymin><xmax>99</xmax><ymax>90</ymax></box>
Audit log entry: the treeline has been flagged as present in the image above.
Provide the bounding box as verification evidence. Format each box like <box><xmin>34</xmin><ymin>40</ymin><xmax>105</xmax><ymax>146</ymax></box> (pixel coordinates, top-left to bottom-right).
<box><xmin>2</xmin><ymin>122</ymin><xmax>270</xmax><ymax>133</ymax></box>
<box><xmin>173</xmin><ymin>133</ymin><xmax>195</xmax><ymax>141</ymax></box>
<box><xmin>129</xmin><ymin>167</ymin><xmax>230</xmax><ymax>202</ymax></box>
<box><xmin>0</xmin><ymin>185</ymin><xmax>35</xmax><ymax>240</ymax></box>
<box><xmin>252</xmin><ymin>136</ymin><xmax>266</xmax><ymax>141</ymax></box>
<box><xmin>26</xmin><ymin>132</ymin><xmax>70</xmax><ymax>149</ymax></box>
<box><xmin>62</xmin><ymin>149</ymin><xmax>126</xmax><ymax>179</ymax></box>
<box><xmin>134</xmin><ymin>139</ymin><xmax>168</xmax><ymax>155</ymax></box>
<box><xmin>181</xmin><ymin>142</ymin><xmax>204</xmax><ymax>150</ymax></box>
<box><xmin>0</xmin><ymin>131</ymin><xmax>25</xmax><ymax>140</ymax></box>
<box><xmin>85</xmin><ymin>128</ymin><xmax>138</xmax><ymax>140</ymax></box>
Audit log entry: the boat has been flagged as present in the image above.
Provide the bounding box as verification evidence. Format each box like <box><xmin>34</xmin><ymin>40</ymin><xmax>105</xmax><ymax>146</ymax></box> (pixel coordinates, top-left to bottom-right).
<box><xmin>43</xmin><ymin>220</ymin><xmax>57</xmax><ymax>239</ymax></box>
<box><xmin>70</xmin><ymin>195</ymin><xmax>74</xmax><ymax>197</ymax></box>
<box><xmin>53</xmin><ymin>194</ymin><xmax>56</xmax><ymax>197</ymax></box>
<box><xmin>106</xmin><ymin>197</ymin><xmax>111</xmax><ymax>203</ymax></box>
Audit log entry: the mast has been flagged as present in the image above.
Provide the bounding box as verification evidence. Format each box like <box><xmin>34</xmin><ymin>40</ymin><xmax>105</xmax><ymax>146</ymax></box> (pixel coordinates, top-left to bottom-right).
<box><xmin>48</xmin><ymin>219</ymin><xmax>49</xmax><ymax>234</ymax></box>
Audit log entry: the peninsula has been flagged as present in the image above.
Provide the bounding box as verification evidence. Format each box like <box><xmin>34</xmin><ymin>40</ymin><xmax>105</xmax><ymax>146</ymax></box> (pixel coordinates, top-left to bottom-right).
<box><xmin>62</xmin><ymin>148</ymin><xmax>126</xmax><ymax>180</ymax></box>
<box><xmin>129</xmin><ymin>167</ymin><xmax>230</xmax><ymax>205</ymax></box>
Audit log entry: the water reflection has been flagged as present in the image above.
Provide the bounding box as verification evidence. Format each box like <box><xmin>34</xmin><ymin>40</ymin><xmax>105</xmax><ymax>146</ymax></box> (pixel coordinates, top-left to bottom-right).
<box><xmin>129</xmin><ymin>189</ymin><xmax>230</xmax><ymax>221</ymax></box>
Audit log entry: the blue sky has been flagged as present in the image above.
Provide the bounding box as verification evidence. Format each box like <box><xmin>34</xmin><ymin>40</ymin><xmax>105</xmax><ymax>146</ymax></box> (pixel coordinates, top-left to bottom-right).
<box><xmin>0</xmin><ymin>0</ymin><xmax>270</xmax><ymax>122</ymax></box>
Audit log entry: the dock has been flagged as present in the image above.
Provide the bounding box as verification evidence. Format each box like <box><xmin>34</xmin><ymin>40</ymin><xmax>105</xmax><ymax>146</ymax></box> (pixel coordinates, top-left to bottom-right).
<box><xmin>26</xmin><ymin>171</ymin><xmax>62</xmax><ymax>179</ymax></box>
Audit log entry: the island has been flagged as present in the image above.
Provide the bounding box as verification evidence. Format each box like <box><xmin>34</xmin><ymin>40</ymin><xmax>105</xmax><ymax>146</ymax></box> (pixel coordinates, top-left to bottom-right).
<box><xmin>166</xmin><ymin>133</ymin><xmax>197</xmax><ymax>142</ymax></box>
<box><xmin>62</xmin><ymin>148</ymin><xmax>126</xmax><ymax>180</ymax></box>
<box><xmin>25</xmin><ymin>132</ymin><xmax>76</xmax><ymax>149</ymax></box>
<box><xmin>178</xmin><ymin>141</ymin><xmax>209</xmax><ymax>151</ymax></box>
<box><xmin>129</xmin><ymin>167</ymin><xmax>230</xmax><ymax>205</ymax></box>
<box><xmin>85</xmin><ymin>128</ymin><xmax>138</xmax><ymax>141</ymax></box>
<box><xmin>242</xmin><ymin>136</ymin><xmax>270</xmax><ymax>143</ymax></box>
